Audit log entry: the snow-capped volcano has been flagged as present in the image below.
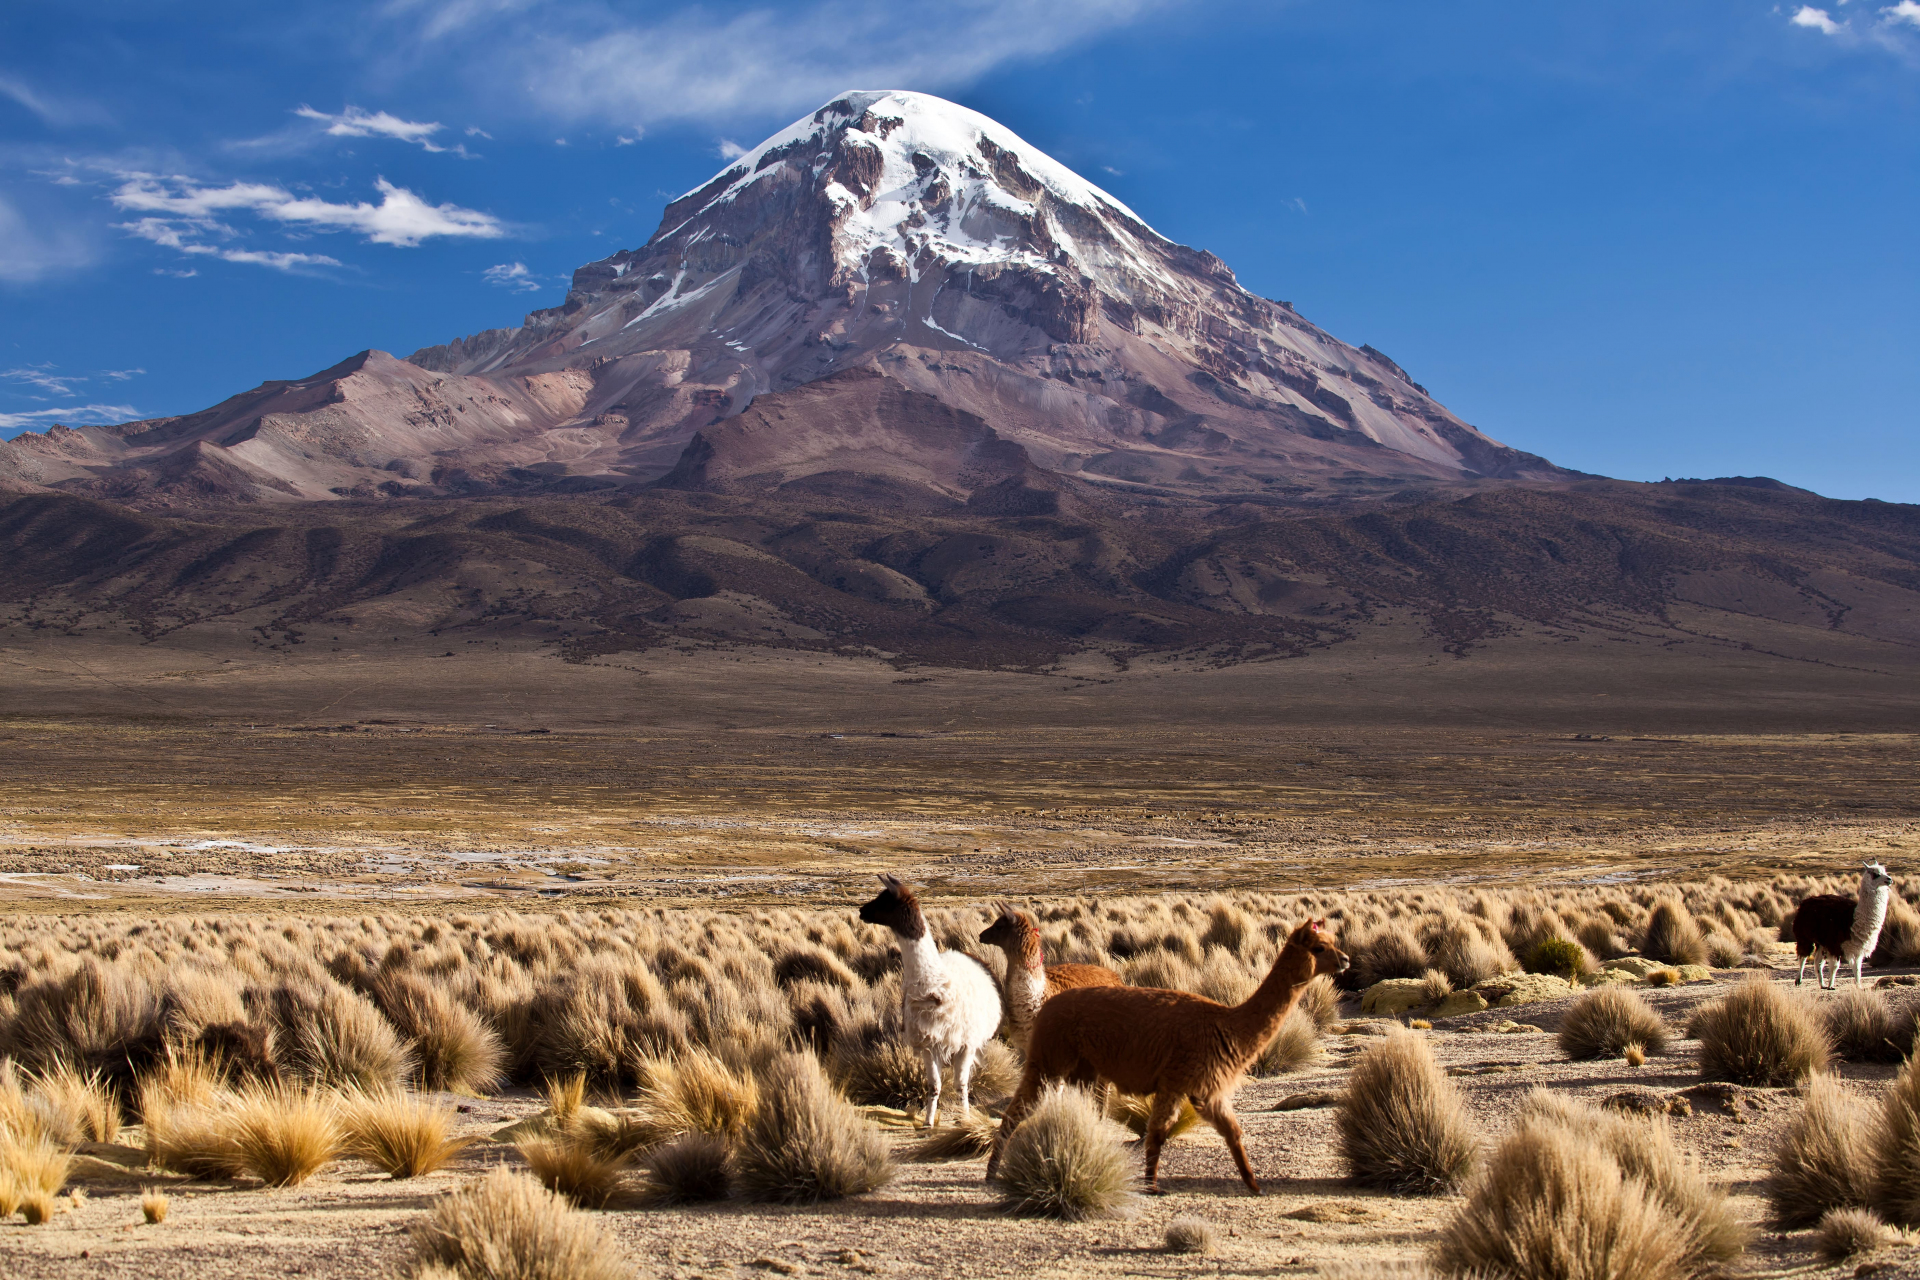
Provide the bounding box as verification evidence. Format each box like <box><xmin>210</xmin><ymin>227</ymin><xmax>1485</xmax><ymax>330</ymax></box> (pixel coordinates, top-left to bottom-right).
<box><xmin>2</xmin><ymin>91</ymin><xmax>1559</xmax><ymax>506</ymax></box>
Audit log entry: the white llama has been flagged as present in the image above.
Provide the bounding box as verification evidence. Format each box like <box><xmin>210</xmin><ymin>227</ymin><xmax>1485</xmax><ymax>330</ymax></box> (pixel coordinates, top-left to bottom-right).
<box><xmin>1792</xmin><ymin>861</ymin><xmax>1894</xmax><ymax>990</ymax></box>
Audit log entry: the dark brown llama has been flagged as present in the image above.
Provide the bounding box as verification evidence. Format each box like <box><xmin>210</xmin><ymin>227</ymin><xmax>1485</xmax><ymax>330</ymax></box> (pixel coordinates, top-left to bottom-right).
<box><xmin>985</xmin><ymin>917</ymin><xmax>1349</xmax><ymax>1195</ymax></box>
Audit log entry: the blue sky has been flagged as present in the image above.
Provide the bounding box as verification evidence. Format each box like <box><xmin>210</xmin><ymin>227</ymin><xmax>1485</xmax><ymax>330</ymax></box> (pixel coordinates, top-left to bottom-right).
<box><xmin>1</xmin><ymin>1</ymin><xmax>1915</xmax><ymax>501</ymax></box>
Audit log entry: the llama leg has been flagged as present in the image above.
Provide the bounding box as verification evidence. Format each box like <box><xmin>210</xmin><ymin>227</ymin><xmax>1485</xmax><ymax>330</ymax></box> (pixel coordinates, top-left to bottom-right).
<box><xmin>924</xmin><ymin>1050</ymin><xmax>944</xmax><ymax>1128</ymax></box>
<box><xmin>1855</xmin><ymin>953</ymin><xmax>1866</xmax><ymax>989</ymax></box>
<box><xmin>955</xmin><ymin>1044</ymin><xmax>978</xmax><ymax>1119</ymax></box>
<box><xmin>1140</xmin><ymin>1091</ymin><xmax>1182</xmax><ymax>1195</ymax></box>
<box><xmin>1797</xmin><ymin>952</ymin><xmax>1808</xmax><ymax>985</ymax></box>
<box><xmin>1193</xmin><ymin>1096</ymin><xmax>1260</xmax><ymax>1195</ymax></box>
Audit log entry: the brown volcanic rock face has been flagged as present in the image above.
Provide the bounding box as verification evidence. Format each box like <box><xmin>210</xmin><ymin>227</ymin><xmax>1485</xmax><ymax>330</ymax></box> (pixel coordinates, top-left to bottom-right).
<box><xmin>0</xmin><ymin>90</ymin><xmax>1563</xmax><ymax>510</ymax></box>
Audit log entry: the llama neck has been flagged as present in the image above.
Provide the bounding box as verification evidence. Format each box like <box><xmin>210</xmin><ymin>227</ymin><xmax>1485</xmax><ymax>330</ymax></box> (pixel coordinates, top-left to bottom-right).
<box><xmin>1852</xmin><ymin>878</ymin><xmax>1892</xmax><ymax>953</ymax></box>
<box><xmin>896</xmin><ymin>924</ymin><xmax>946</xmax><ymax>991</ymax></box>
<box><xmin>1226</xmin><ymin>945</ymin><xmax>1316</xmax><ymax>1050</ymax></box>
<box><xmin>1001</xmin><ymin>936</ymin><xmax>1047</xmax><ymax>1032</ymax></box>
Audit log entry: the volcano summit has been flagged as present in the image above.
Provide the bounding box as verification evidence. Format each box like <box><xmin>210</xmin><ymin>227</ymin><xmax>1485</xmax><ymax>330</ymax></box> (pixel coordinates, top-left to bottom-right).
<box><xmin>2</xmin><ymin>91</ymin><xmax>1558</xmax><ymax>508</ymax></box>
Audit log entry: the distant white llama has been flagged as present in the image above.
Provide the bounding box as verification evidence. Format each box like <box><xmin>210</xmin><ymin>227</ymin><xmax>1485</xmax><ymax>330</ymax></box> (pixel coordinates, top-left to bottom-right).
<box><xmin>1793</xmin><ymin>861</ymin><xmax>1894</xmax><ymax>990</ymax></box>
<box><xmin>857</xmin><ymin>875</ymin><xmax>1003</xmax><ymax>1125</ymax></box>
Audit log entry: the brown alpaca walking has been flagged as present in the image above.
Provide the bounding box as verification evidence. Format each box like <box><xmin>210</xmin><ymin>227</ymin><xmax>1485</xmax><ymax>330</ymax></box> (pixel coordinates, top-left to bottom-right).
<box><xmin>977</xmin><ymin>904</ymin><xmax>1123</xmax><ymax>1053</ymax></box>
<box><xmin>985</xmin><ymin>918</ymin><xmax>1348</xmax><ymax>1195</ymax></box>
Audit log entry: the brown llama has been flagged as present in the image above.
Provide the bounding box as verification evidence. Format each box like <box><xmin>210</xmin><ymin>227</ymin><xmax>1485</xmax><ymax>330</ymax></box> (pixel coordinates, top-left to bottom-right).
<box><xmin>985</xmin><ymin>918</ymin><xmax>1349</xmax><ymax>1195</ymax></box>
<box><xmin>977</xmin><ymin>904</ymin><xmax>1123</xmax><ymax>1053</ymax></box>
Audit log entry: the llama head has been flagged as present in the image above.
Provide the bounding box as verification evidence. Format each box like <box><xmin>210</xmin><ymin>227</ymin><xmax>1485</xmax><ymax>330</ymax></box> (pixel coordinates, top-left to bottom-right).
<box><xmin>977</xmin><ymin>903</ymin><xmax>1033</xmax><ymax>950</ymax></box>
<box><xmin>1864</xmin><ymin>862</ymin><xmax>1894</xmax><ymax>892</ymax></box>
<box><xmin>1286</xmin><ymin>917</ymin><xmax>1351</xmax><ymax>977</ymax></box>
<box><xmin>857</xmin><ymin>874</ymin><xmax>926</xmax><ymax>939</ymax></box>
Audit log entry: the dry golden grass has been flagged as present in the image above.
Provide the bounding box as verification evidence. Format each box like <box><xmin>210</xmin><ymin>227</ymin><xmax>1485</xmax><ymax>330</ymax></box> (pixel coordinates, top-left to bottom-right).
<box><xmin>140</xmin><ymin>1186</ymin><xmax>169</xmax><ymax>1224</ymax></box>
<box><xmin>1559</xmin><ymin>987</ymin><xmax>1671</xmax><ymax>1061</ymax></box>
<box><xmin>1872</xmin><ymin>1052</ymin><xmax>1920</xmax><ymax>1227</ymax></box>
<box><xmin>1253</xmin><ymin>1008</ymin><xmax>1325</xmax><ymax>1076</ymax></box>
<box><xmin>1689</xmin><ymin>977</ymin><xmax>1829</xmax><ymax>1086</ymax></box>
<box><xmin>19</xmin><ymin>1187</ymin><xmax>54</xmax><ymax>1225</ymax></box>
<box><xmin>1336</xmin><ymin>1031</ymin><xmax>1476</xmax><ymax>1194</ymax></box>
<box><xmin>542</xmin><ymin>1073</ymin><xmax>586</xmax><ymax>1126</ymax></box>
<box><xmin>624</xmin><ymin>1049</ymin><xmax>759</xmax><ymax>1150</ymax></box>
<box><xmin>0</xmin><ymin>1130</ymin><xmax>71</xmax><ymax>1207</ymax></box>
<box><xmin>0</xmin><ymin>1168</ymin><xmax>21</xmax><ymax>1219</ymax></box>
<box><xmin>1817</xmin><ymin>1206</ymin><xmax>1895</xmax><ymax>1261</ymax></box>
<box><xmin>909</xmin><ymin>1110</ymin><xmax>999</xmax><ymax>1161</ymax></box>
<box><xmin>639</xmin><ymin>1131</ymin><xmax>732</xmax><ymax>1204</ymax></box>
<box><xmin>1767</xmin><ymin>1073</ymin><xmax>1876</xmax><ymax>1228</ymax></box>
<box><xmin>517</xmin><ymin>1131</ymin><xmax>629</xmax><ymax>1208</ymax></box>
<box><xmin>1163</xmin><ymin>1215</ymin><xmax>1218</xmax><ymax>1254</ymax></box>
<box><xmin>1436</xmin><ymin>1118</ymin><xmax>1689</xmax><ymax>1280</ymax></box>
<box><xmin>408</xmin><ymin>1166</ymin><xmax>626</xmax><ymax>1280</ymax></box>
<box><xmin>1107</xmin><ymin>1091</ymin><xmax>1199</xmax><ymax>1142</ymax></box>
<box><xmin>734</xmin><ymin>1052</ymin><xmax>892</xmax><ymax>1204</ymax></box>
<box><xmin>341</xmin><ymin>1091</ymin><xmax>472</xmax><ymax>1179</ymax></box>
<box><xmin>1642</xmin><ymin>901</ymin><xmax>1708</xmax><ymax>967</ymax></box>
<box><xmin>1821</xmin><ymin>986</ymin><xmax>1909</xmax><ymax>1062</ymax></box>
<box><xmin>226</xmin><ymin>1082</ymin><xmax>343</xmax><ymax>1187</ymax></box>
<box><xmin>996</xmin><ymin>1084</ymin><xmax>1137</xmax><ymax>1221</ymax></box>
<box><xmin>143</xmin><ymin>1093</ymin><xmax>246</xmax><ymax>1180</ymax></box>
<box><xmin>30</xmin><ymin>1061</ymin><xmax>120</xmax><ymax>1144</ymax></box>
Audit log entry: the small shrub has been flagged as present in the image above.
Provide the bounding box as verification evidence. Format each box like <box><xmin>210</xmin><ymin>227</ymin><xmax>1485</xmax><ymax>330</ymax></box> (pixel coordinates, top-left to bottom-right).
<box><xmin>408</xmin><ymin>1166</ymin><xmax>625</xmax><ymax>1280</ymax></box>
<box><xmin>140</xmin><ymin>1186</ymin><xmax>169</xmax><ymax>1224</ymax></box>
<box><xmin>1436</xmin><ymin>1120</ymin><xmax>1688</xmax><ymax>1280</ymax></box>
<box><xmin>1822</xmin><ymin>987</ymin><xmax>1908</xmax><ymax>1062</ymax></box>
<box><xmin>997</xmin><ymin>1085</ymin><xmax>1137</xmax><ymax>1221</ymax></box>
<box><xmin>734</xmin><ymin>1052</ymin><xmax>892</xmax><ymax>1203</ymax></box>
<box><xmin>1529</xmin><ymin>936</ymin><xmax>1592</xmax><ymax>981</ymax></box>
<box><xmin>1560</xmin><ymin>987</ymin><xmax>1670</xmax><ymax>1060</ymax></box>
<box><xmin>1765</xmin><ymin>1073</ymin><xmax>1874</xmax><ymax>1227</ymax></box>
<box><xmin>518</xmin><ymin>1132</ymin><xmax>628</xmax><ymax>1208</ymax></box>
<box><xmin>1643</xmin><ymin>901</ymin><xmax>1708</xmax><ymax>967</ymax></box>
<box><xmin>227</xmin><ymin>1082</ymin><xmax>343</xmax><ymax>1187</ymax></box>
<box><xmin>1689</xmin><ymin>978</ymin><xmax>1829</xmax><ymax>1086</ymax></box>
<box><xmin>1164</xmin><ymin>1215</ymin><xmax>1218</xmax><ymax>1254</ymax></box>
<box><xmin>640</xmin><ymin>1131</ymin><xmax>732</xmax><ymax>1204</ymax></box>
<box><xmin>1335</xmin><ymin>1030</ymin><xmax>1476</xmax><ymax>1193</ymax></box>
<box><xmin>342</xmin><ymin>1091</ymin><xmax>471</xmax><ymax>1179</ymax></box>
<box><xmin>1817</xmin><ymin>1206</ymin><xmax>1894</xmax><ymax>1261</ymax></box>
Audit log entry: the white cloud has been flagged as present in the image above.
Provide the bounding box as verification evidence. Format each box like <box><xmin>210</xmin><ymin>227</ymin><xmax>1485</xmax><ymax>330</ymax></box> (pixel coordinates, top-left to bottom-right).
<box><xmin>385</xmin><ymin>0</ymin><xmax>1180</xmax><ymax>129</ymax></box>
<box><xmin>100</xmin><ymin>368</ymin><xmax>144</xmax><ymax>381</ymax></box>
<box><xmin>1792</xmin><ymin>6</ymin><xmax>1842</xmax><ymax>33</ymax></box>
<box><xmin>1886</xmin><ymin>1</ymin><xmax>1920</xmax><ymax>27</ymax></box>
<box><xmin>295</xmin><ymin>105</ymin><xmax>449</xmax><ymax>151</ymax></box>
<box><xmin>109</xmin><ymin>173</ymin><xmax>504</xmax><ymax>267</ymax></box>
<box><xmin>715</xmin><ymin>139</ymin><xmax>748</xmax><ymax>160</ymax></box>
<box><xmin>0</xmin><ymin>403</ymin><xmax>139</xmax><ymax>430</ymax></box>
<box><xmin>483</xmin><ymin>261</ymin><xmax>542</xmax><ymax>292</ymax></box>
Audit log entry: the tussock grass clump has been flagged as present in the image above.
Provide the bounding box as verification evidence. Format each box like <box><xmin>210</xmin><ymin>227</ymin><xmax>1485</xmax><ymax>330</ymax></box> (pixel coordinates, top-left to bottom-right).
<box><xmin>1520</xmin><ymin>1091</ymin><xmax>1747</xmax><ymax>1272</ymax></box>
<box><xmin>1297</xmin><ymin>974</ymin><xmax>1341</xmax><ymax>1032</ymax></box>
<box><xmin>1163</xmin><ymin>1215</ymin><xmax>1218</xmax><ymax>1254</ymax></box>
<box><xmin>909</xmin><ymin>1110</ymin><xmax>998</xmax><ymax>1161</ymax></box>
<box><xmin>0</xmin><ymin>1168</ymin><xmax>20</xmax><ymax>1219</ymax></box>
<box><xmin>140</xmin><ymin>1186</ymin><xmax>169</xmax><ymax>1224</ymax></box>
<box><xmin>1351</xmin><ymin>928</ymin><xmax>1429</xmax><ymax>989</ymax></box>
<box><xmin>972</xmin><ymin>1039</ymin><xmax>1023</xmax><ymax>1099</ymax></box>
<box><xmin>639</xmin><ymin>1131</ymin><xmax>732</xmax><ymax>1204</ymax></box>
<box><xmin>1108</xmin><ymin>1091</ymin><xmax>1199</xmax><ymax>1141</ymax></box>
<box><xmin>1560</xmin><ymin>986</ymin><xmax>1671</xmax><ymax>1061</ymax></box>
<box><xmin>1871</xmin><ymin>1052</ymin><xmax>1920</xmax><ymax>1226</ymax></box>
<box><xmin>1336</xmin><ymin>1030</ymin><xmax>1476</xmax><ymax>1193</ymax></box>
<box><xmin>996</xmin><ymin>1084</ymin><xmax>1137</xmax><ymax>1221</ymax></box>
<box><xmin>227</xmin><ymin>1082</ymin><xmax>343</xmax><ymax>1187</ymax></box>
<box><xmin>1689</xmin><ymin>978</ymin><xmax>1829</xmax><ymax>1086</ymax></box>
<box><xmin>518</xmin><ymin>1132</ymin><xmax>628</xmax><ymax>1208</ymax></box>
<box><xmin>373</xmin><ymin>973</ymin><xmax>506</xmax><ymax>1094</ymax></box>
<box><xmin>1643</xmin><ymin>901</ymin><xmax>1708</xmax><ymax>967</ymax></box>
<box><xmin>1817</xmin><ymin>1207</ymin><xmax>1894</xmax><ymax>1261</ymax></box>
<box><xmin>0</xmin><ymin>959</ymin><xmax>164</xmax><ymax>1085</ymax></box>
<box><xmin>264</xmin><ymin>980</ymin><xmax>414</xmax><ymax>1092</ymax></box>
<box><xmin>31</xmin><ymin>1061</ymin><xmax>121</xmax><ymax>1144</ymax></box>
<box><xmin>1436</xmin><ymin>1120</ymin><xmax>1688</xmax><ymax>1280</ymax></box>
<box><xmin>832</xmin><ymin>1037</ymin><xmax>926</xmax><ymax>1111</ymax></box>
<box><xmin>1821</xmin><ymin>986</ymin><xmax>1908</xmax><ymax>1062</ymax></box>
<box><xmin>1252</xmin><ymin>1008</ymin><xmax>1324</xmax><ymax>1076</ymax></box>
<box><xmin>734</xmin><ymin>1052</ymin><xmax>892</xmax><ymax>1204</ymax></box>
<box><xmin>19</xmin><ymin>1188</ymin><xmax>54</xmax><ymax>1225</ymax></box>
<box><xmin>143</xmin><ymin>1095</ymin><xmax>246</xmax><ymax>1179</ymax></box>
<box><xmin>625</xmin><ymin>1050</ymin><xmax>760</xmax><ymax>1151</ymax></box>
<box><xmin>408</xmin><ymin>1166</ymin><xmax>625</xmax><ymax>1280</ymax></box>
<box><xmin>1528</xmin><ymin>936</ymin><xmax>1593</xmax><ymax>982</ymax></box>
<box><xmin>341</xmin><ymin>1091</ymin><xmax>471</xmax><ymax>1179</ymax></box>
<box><xmin>0</xmin><ymin>1131</ymin><xmax>72</xmax><ymax>1198</ymax></box>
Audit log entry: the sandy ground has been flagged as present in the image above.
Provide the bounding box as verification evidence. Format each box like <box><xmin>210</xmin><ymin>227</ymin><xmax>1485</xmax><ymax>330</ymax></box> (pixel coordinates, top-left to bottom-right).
<box><xmin>3</xmin><ymin>970</ymin><xmax>1917</xmax><ymax>1280</ymax></box>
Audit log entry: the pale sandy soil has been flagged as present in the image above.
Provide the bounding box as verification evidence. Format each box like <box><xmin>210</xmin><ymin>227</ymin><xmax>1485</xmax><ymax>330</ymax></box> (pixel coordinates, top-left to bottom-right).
<box><xmin>4</xmin><ymin>972</ymin><xmax>1916</xmax><ymax>1280</ymax></box>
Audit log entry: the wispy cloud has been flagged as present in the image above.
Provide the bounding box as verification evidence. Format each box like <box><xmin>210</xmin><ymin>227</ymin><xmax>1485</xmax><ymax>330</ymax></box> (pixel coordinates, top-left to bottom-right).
<box><xmin>1785</xmin><ymin>1</ymin><xmax>1920</xmax><ymax>52</ymax></box>
<box><xmin>715</xmin><ymin>139</ymin><xmax>748</xmax><ymax>160</ymax></box>
<box><xmin>0</xmin><ymin>73</ymin><xmax>111</xmax><ymax>128</ymax></box>
<box><xmin>0</xmin><ymin>403</ymin><xmax>139</xmax><ymax>431</ymax></box>
<box><xmin>0</xmin><ymin>193</ymin><xmax>95</xmax><ymax>283</ymax></box>
<box><xmin>384</xmin><ymin>0</ymin><xmax>1182</xmax><ymax>129</ymax></box>
<box><xmin>108</xmin><ymin>173</ymin><xmax>504</xmax><ymax>270</ymax></box>
<box><xmin>482</xmin><ymin>261</ymin><xmax>543</xmax><ymax>292</ymax></box>
<box><xmin>296</xmin><ymin>105</ymin><xmax>444</xmax><ymax>147</ymax></box>
<box><xmin>2</xmin><ymin>365</ymin><xmax>85</xmax><ymax>396</ymax></box>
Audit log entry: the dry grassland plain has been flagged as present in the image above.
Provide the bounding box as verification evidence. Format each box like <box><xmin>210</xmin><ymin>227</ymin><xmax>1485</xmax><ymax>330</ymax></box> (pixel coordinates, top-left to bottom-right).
<box><xmin>2</xmin><ymin>633</ymin><xmax>1919</xmax><ymax>1279</ymax></box>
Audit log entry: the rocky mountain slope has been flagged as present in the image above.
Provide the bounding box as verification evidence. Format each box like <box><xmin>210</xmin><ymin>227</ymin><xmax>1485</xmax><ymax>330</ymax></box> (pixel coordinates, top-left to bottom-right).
<box><xmin>0</xmin><ymin>91</ymin><xmax>1558</xmax><ymax>509</ymax></box>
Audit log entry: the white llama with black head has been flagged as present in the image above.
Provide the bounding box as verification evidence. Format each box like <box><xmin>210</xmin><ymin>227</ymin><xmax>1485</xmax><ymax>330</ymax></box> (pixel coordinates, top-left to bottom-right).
<box><xmin>1793</xmin><ymin>861</ymin><xmax>1894</xmax><ymax>990</ymax></box>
